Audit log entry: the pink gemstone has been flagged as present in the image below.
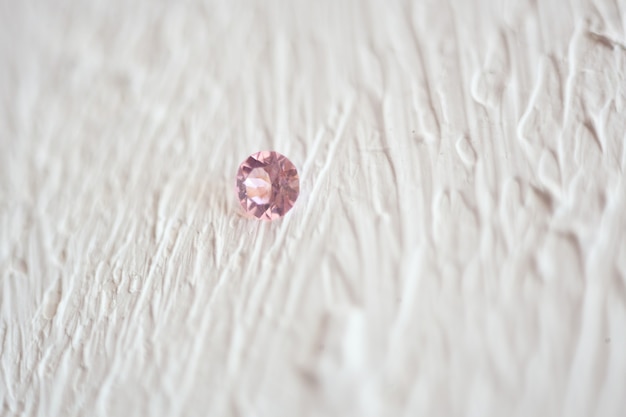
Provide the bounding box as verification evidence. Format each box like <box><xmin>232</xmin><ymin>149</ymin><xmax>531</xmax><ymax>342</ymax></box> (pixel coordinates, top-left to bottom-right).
<box><xmin>236</xmin><ymin>151</ymin><xmax>299</xmax><ymax>220</ymax></box>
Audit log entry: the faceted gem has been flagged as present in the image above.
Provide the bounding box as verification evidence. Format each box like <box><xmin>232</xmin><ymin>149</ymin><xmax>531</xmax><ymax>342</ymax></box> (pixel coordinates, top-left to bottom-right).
<box><xmin>236</xmin><ymin>151</ymin><xmax>299</xmax><ymax>220</ymax></box>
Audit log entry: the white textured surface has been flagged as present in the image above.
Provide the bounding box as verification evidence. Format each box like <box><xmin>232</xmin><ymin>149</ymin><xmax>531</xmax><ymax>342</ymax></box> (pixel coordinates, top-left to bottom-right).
<box><xmin>1</xmin><ymin>0</ymin><xmax>626</xmax><ymax>416</ymax></box>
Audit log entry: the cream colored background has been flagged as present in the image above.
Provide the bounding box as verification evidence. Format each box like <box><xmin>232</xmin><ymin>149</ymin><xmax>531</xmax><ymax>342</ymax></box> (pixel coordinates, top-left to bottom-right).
<box><xmin>1</xmin><ymin>0</ymin><xmax>625</xmax><ymax>416</ymax></box>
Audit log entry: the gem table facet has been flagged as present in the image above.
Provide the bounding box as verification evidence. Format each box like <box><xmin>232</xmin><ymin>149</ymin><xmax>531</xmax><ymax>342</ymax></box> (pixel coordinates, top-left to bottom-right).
<box><xmin>236</xmin><ymin>151</ymin><xmax>300</xmax><ymax>220</ymax></box>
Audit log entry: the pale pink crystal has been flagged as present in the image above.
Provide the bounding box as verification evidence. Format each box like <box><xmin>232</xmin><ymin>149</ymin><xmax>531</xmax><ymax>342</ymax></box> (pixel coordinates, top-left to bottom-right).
<box><xmin>236</xmin><ymin>151</ymin><xmax>299</xmax><ymax>220</ymax></box>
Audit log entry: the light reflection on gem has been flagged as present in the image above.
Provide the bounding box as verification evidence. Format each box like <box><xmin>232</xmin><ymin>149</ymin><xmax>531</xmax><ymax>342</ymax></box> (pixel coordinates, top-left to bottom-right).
<box><xmin>236</xmin><ymin>151</ymin><xmax>299</xmax><ymax>220</ymax></box>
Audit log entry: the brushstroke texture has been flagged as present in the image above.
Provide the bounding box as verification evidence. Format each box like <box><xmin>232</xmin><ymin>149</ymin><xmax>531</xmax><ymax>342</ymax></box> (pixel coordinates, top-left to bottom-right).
<box><xmin>1</xmin><ymin>0</ymin><xmax>625</xmax><ymax>416</ymax></box>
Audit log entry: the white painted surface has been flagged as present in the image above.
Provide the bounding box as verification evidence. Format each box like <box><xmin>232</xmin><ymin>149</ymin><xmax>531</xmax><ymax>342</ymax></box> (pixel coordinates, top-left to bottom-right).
<box><xmin>1</xmin><ymin>0</ymin><xmax>625</xmax><ymax>416</ymax></box>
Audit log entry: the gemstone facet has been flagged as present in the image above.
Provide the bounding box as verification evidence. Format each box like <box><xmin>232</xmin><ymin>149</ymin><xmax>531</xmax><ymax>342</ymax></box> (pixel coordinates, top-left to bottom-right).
<box><xmin>236</xmin><ymin>151</ymin><xmax>299</xmax><ymax>220</ymax></box>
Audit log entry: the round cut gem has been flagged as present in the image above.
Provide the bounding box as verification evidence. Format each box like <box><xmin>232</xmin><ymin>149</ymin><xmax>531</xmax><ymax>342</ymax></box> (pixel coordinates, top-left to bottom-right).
<box><xmin>236</xmin><ymin>151</ymin><xmax>299</xmax><ymax>220</ymax></box>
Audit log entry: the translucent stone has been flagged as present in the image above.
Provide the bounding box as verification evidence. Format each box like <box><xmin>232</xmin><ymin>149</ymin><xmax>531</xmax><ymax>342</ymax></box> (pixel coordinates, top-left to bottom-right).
<box><xmin>236</xmin><ymin>151</ymin><xmax>299</xmax><ymax>220</ymax></box>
